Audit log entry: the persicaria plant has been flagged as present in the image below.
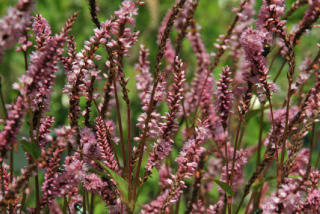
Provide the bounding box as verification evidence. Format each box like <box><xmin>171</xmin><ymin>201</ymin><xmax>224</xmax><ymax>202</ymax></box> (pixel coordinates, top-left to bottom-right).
<box><xmin>0</xmin><ymin>0</ymin><xmax>320</xmax><ymax>213</ymax></box>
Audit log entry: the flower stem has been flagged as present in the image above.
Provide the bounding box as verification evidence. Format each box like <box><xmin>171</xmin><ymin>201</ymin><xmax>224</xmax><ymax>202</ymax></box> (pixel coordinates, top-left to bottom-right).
<box><xmin>113</xmin><ymin>74</ymin><xmax>127</xmax><ymax>174</ymax></box>
<box><xmin>35</xmin><ymin>175</ymin><xmax>40</xmax><ymax>214</ymax></box>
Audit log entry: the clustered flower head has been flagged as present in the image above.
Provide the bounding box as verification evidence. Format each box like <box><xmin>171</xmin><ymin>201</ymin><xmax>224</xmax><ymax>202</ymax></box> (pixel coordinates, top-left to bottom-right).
<box><xmin>240</xmin><ymin>27</ymin><xmax>278</xmax><ymax>101</ymax></box>
<box><xmin>256</xmin><ymin>0</ymin><xmax>286</xmax><ymax>41</ymax></box>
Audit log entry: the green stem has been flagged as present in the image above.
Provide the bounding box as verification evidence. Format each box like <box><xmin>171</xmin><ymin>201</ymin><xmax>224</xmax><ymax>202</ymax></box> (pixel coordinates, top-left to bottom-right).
<box><xmin>257</xmin><ymin>103</ymin><xmax>265</xmax><ymax>167</ymax></box>
<box><xmin>113</xmin><ymin>76</ymin><xmax>126</xmax><ymax>172</ymax></box>
<box><xmin>82</xmin><ymin>185</ymin><xmax>86</xmax><ymax>214</ymax></box>
<box><xmin>229</xmin><ymin>115</ymin><xmax>244</xmax><ymax>214</ymax></box>
<box><xmin>35</xmin><ymin>174</ymin><xmax>40</xmax><ymax>214</ymax></box>
<box><xmin>90</xmin><ymin>193</ymin><xmax>94</xmax><ymax>214</ymax></box>
<box><xmin>273</xmin><ymin>60</ymin><xmax>286</xmax><ymax>83</ymax></box>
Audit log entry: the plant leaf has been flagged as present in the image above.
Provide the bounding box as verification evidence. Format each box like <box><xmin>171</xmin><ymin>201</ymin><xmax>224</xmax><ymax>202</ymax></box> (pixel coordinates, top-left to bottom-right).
<box><xmin>74</xmin><ymin>151</ymin><xmax>130</xmax><ymax>210</ymax></box>
<box><xmin>98</xmin><ymin>162</ymin><xmax>129</xmax><ymax>207</ymax></box>
<box><xmin>21</xmin><ymin>140</ymin><xmax>41</xmax><ymax>160</ymax></box>
<box><xmin>244</xmin><ymin>105</ymin><xmax>270</xmax><ymax>121</ymax></box>
<box><xmin>209</xmin><ymin>178</ymin><xmax>235</xmax><ymax>196</ymax></box>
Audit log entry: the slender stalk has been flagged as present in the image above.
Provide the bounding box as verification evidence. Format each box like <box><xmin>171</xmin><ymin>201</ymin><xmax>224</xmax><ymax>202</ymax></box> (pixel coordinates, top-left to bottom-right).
<box><xmin>267</xmin><ymin>98</ymin><xmax>280</xmax><ymax>190</ymax></box>
<box><xmin>182</xmin><ymin>99</ymin><xmax>190</xmax><ymax>131</ymax></box>
<box><xmin>228</xmin><ymin>115</ymin><xmax>243</xmax><ymax>214</ymax></box>
<box><xmin>295</xmin><ymin>123</ymin><xmax>315</xmax><ymax>191</ymax></box>
<box><xmin>237</xmin><ymin>121</ymin><xmax>248</xmax><ymax>150</ymax></box>
<box><xmin>121</xmin><ymin>202</ymin><xmax>124</xmax><ymax>214</ymax></box>
<box><xmin>273</xmin><ymin>60</ymin><xmax>286</xmax><ymax>83</ymax></box>
<box><xmin>174</xmin><ymin>197</ymin><xmax>181</xmax><ymax>214</ymax></box>
<box><xmin>113</xmin><ymin>74</ymin><xmax>127</xmax><ymax>173</ymax></box>
<box><xmin>132</xmin><ymin>76</ymin><xmax>158</xmax><ymax>200</ymax></box>
<box><xmin>257</xmin><ymin>103</ymin><xmax>265</xmax><ymax>166</ymax></box>
<box><xmin>253</xmin><ymin>109</ymin><xmax>265</xmax><ymax>211</ymax></box>
<box><xmin>185</xmin><ymin>153</ymin><xmax>206</xmax><ymax>213</ymax></box>
<box><xmin>282</xmin><ymin>0</ymin><xmax>308</xmax><ymax>20</ymax></box>
<box><xmin>86</xmin><ymin>191</ymin><xmax>90</xmax><ymax>214</ymax></box>
<box><xmin>90</xmin><ymin>193</ymin><xmax>95</xmax><ymax>214</ymax></box>
<box><xmin>27</xmin><ymin>99</ymin><xmax>40</xmax><ymax>213</ymax></box>
<box><xmin>35</xmin><ymin>175</ymin><xmax>40</xmax><ymax>214</ymax></box>
<box><xmin>64</xmin><ymin>197</ymin><xmax>72</xmax><ymax>214</ymax></box>
<box><xmin>27</xmin><ymin>99</ymin><xmax>34</xmax><ymax>142</ymax></box>
<box><xmin>279</xmin><ymin>45</ymin><xmax>295</xmax><ymax>186</ymax></box>
<box><xmin>82</xmin><ymin>185</ymin><xmax>86</xmax><ymax>214</ymax></box>
<box><xmin>268</xmin><ymin>49</ymin><xmax>280</xmax><ymax>71</ymax></box>
<box><xmin>244</xmin><ymin>191</ymin><xmax>255</xmax><ymax>214</ymax></box>
<box><xmin>88</xmin><ymin>0</ymin><xmax>100</xmax><ymax>28</ymax></box>
<box><xmin>0</xmin><ymin>77</ymin><xmax>8</xmax><ymax>119</ymax></box>
<box><xmin>127</xmin><ymin>107</ymin><xmax>132</xmax><ymax>203</ymax></box>
<box><xmin>222</xmin><ymin>138</ymin><xmax>230</xmax><ymax>214</ymax></box>
<box><xmin>63</xmin><ymin>197</ymin><xmax>67</xmax><ymax>214</ymax></box>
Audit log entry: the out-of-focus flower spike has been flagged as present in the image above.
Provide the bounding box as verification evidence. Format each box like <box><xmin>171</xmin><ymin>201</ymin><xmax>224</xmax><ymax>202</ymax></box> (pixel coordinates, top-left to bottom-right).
<box><xmin>0</xmin><ymin>0</ymin><xmax>34</xmax><ymax>61</ymax></box>
<box><xmin>0</xmin><ymin>96</ymin><xmax>25</xmax><ymax>159</ymax></box>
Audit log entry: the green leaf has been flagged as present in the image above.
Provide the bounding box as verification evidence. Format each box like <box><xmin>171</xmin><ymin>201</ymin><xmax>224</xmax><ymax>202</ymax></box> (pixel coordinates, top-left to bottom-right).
<box><xmin>97</xmin><ymin>161</ymin><xmax>129</xmax><ymax>207</ymax></box>
<box><xmin>75</xmin><ymin>151</ymin><xmax>130</xmax><ymax>210</ymax></box>
<box><xmin>209</xmin><ymin>178</ymin><xmax>235</xmax><ymax>196</ymax></box>
<box><xmin>88</xmin><ymin>168</ymin><xmax>110</xmax><ymax>179</ymax></box>
<box><xmin>21</xmin><ymin>140</ymin><xmax>41</xmax><ymax>160</ymax></box>
<box><xmin>244</xmin><ymin>105</ymin><xmax>270</xmax><ymax>121</ymax></box>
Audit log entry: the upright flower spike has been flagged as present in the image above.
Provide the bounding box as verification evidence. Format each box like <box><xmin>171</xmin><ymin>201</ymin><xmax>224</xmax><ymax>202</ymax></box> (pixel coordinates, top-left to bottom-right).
<box><xmin>37</xmin><ymin>116</ymin><xmax>54</xmax><ymax>151</ymax></box>
<box><xmin>135</xmin><ymin>45</ymin><xmax>153</xmax><ymax>108</ymax></box>
<box><xmin>0</xmin><ymin>96</ymin><xmax>25</xmax><ymax>158</ymax></box>
<box><xmin>229</xmin><ymin>0</ymin><xmax>255</xmax><ymax>79</ymax></box>
<box><xmin>32</xmin><ymin>14</ymin><xmax>52</xmax><ymax>49</ymax></box>
<box><xmin>159</xmin><ymin>121</ymin><xmax>208</xmax><ymax>212</ymax></box>
<box><xmin>240</xmin><ymin>27</ymin><xmax>278</xmax><ymax>102</ymax></box>
<box><xmin>96</xmin><ymin>116</ymin><xmax>118</xmax><ymax>172</ymax></box>
<box><xmin>256</xmin><ymin>0</ymin><xmax>286</xmax><ymax>41</ymax></box>
<box><xmin>16</xmin><ymin>13</ymin><xmax>78</xmax><ymax>113</ymax></box>
<box><xmin>39</xmin><ymin>146</ymin><xmax>64</xmax><ymax>209</ymax></box>
<box><xmin>134</xmin><ymin>71</ymin><xmax>165</xmax><ymax>143</ymax></box>
<box><xmin>215</xmin><ymin>66</ymin><xmax>233</xmax><ymax>130</ymax></box>
<box><xmin>294</xmin><ymin>170</ymin><xmax>320</xmax><ymax>213</ymax></box>
<box><xmin>0</xmin><ymin>163</ymin><xmax>10</xmax><ymax>196</ymax></box>
<box><xmin>185</xmin><ymin>22</ymin><xmax>211</xmax><ymax>117</ymax></box>
<box><xmin>292</xmin><ymin>0</ymin><xmax>320</xmax><ymax>45</ymax></box>
<box><xmin>157</xmin><ymin>9</ymin><xmax>175</xmax><ymax>66</ymax></box>
<box><xmin>145</xmin><ymin>57</ymin><xmax>185</xmax><ymax>172</ymax></box>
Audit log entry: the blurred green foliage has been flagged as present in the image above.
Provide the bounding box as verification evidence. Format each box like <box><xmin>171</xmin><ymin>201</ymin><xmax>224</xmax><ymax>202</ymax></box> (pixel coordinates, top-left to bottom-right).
<box><xmin>0</xmin><ymin>0</ymin><xmax>320</xmax><ymax>213</ymax></box>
